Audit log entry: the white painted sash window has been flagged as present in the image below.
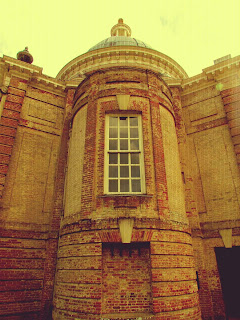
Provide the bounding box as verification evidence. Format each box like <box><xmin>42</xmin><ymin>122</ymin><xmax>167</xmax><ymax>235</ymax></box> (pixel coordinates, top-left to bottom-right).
<box><xmin>105</xmin><ymin>115</ymin><xmax>145</xmax><ymax>194</ymax></box>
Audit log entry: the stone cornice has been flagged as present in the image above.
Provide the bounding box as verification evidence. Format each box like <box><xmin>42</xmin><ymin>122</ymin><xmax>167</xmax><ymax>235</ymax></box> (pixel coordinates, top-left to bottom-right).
<box><xmin>60</xmin><ymin>216</ymin><xmax>191</xmax><ymax>235</ymax></box>
<box><xmin>181</xmin><ymin>55</ymin><xmax>240</xmax><ymax>94</ymax></box>
<box><xmin>64</xmin><ymin>71</ymin><xmax>184</xmax><ymax>91</ymax></box>
<box><xmin>3</xmin><ymin>55</ymin><xmax>43</xmax><ymax>74</ymax></box>
<box><xmin>30</xmin><ymin>75</ymin><xmax>66</xmax><ymax>93</ymax></box>
<box><xmin>56</xmin><ymin>46</ymin><xmax>188</xmax><ymax>82</ymax></box>
<box><xmin>202</xmin><ymin>55</ymin><xmax>240</xmax><ymax>79</ymax></box>
<box><xmin>163</xmin><ymin>77</ymin><xmax>182</xmax><ymax>87</ymax></box>
<box><xmin>1</xmin><ymin>55</ymin><xmax>66</xmax><ymax>92</ymax></box>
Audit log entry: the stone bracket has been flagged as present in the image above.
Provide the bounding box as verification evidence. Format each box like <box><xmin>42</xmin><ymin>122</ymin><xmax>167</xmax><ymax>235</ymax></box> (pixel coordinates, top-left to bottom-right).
<box><xmin>116</xmin><ymin>94</ymin><xmax>130</xmax><ymax>110</ymax></box>
<box><xmin>219</xmin><ymin>229</ymin><xmax>232</xmax><ymax>248</ymax></box>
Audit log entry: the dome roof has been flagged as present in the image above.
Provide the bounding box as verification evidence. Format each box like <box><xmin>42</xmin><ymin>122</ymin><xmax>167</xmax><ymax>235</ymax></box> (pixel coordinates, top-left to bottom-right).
<box><xmin>88</xmin><ymin>36</ymin><xmax>152</xmax><ymax>52</ymax></box>
<box><xmin>56</xmin><ymin>19</ymin><xmax>188</xmax><ymax>81</ymax></box>
<box><xmin>88</xmin><ymin>19</ymin><xmax>152</xmax><ymax>52</ymax></box>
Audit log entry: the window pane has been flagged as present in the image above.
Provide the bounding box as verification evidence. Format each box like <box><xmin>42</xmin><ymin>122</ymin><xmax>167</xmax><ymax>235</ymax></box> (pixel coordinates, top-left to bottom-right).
<box><xmin>131</xmin><ymin>153</ymin><xmax>139</xmax><ymax>164</ymax></box>
<box><xmin>120</xmin><ymin>127</ymin><xmax>128</xmax><ymax>138</ymax></box>
<box><xmin>132</xmin><ymin>180</ymin><xmax>141</xmax><ymax>192</ymax></box>
<box><xmin>120</xmin><ymin>179</ymin><xmax>129</xmax><ymax>192</ymax></box>
<box><xmin>109</xmin><ymin>117</ymin><xmax>118</xmax><ymax>126</ymax></box>
<box><xmin>109</xmin><ymin>166</ymin><xmax>118</xmax><ymax>177</ymax></box>
<box><xmin>120</xmin><ymin>139</ymin><xmax>128</xmax><ymax>150</ymax></box>
<box><xmin>130</xmin><ymin>117</ymin><xmax>138</xmax><ymax>126</ymax></box>
<box><xmin>120</xmin><ymin>153</ymin><xmax>128</xmax><ymax>164</ymax></box>
<box><xmin>130</xmin><ymin>128</ymin><xmax>138</xmax><ymax>138</ymax></box>
<box><xmin>109</xmin><ymin>180</ymin><xmax>118</xmax><ymax>192</ymax></box>
<box><xmin>106</xmin><ymin>115</ymin><xmax>143</xmax><ymax>194</ymax></box>
<box><xmin>109</xmin><ymin>139</ymin><xmax>118</xmax><ymax>150</ymax></box>
<box><xmin>131</xmin><ymin>166</ymin><xmax>140</xmax><ymax>177</ymax></box>
<box><xmin>120</xmin><ymin>166</ymin><xmax>129</xmax><ymax>177</ymax></box>
<box><xmin>109</xmin><ymin>127</ymin><xmax>118</xmax><ymax>138</ymax></box>
<box><xmin>120</xmin><ymin>117</ymin><xmax>128</xmax><ymax>126</ymax></box>
<box><xmin>109</xmin><ymin>153</ymin><xmax>118</xmax><ymax>164</ymax></box>
<box><xmin>130</xmin><ymin>139</ymin><xmax>139</xmax><ymax>150</ymax></box>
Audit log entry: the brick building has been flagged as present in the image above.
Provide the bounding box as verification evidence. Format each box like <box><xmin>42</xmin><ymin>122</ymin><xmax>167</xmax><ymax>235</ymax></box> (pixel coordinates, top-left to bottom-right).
<box><xmin>0</xmin><ymin>19</ymin><xmax>239</xmax><ymax>320</ymax></box>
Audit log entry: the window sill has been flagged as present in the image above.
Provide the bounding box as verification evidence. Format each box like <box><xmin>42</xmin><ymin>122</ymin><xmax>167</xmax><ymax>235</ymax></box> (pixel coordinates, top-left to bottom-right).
<box><xmin>98</xmin><ymin>194</ymin><xmax>153</xmax><ymax>198</ymax></box>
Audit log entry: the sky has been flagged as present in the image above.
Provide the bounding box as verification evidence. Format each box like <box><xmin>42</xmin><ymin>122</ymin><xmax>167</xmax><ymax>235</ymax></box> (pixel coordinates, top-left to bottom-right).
<box><xmin>0</xmin><ymin>0</ymin><xmax>239</xmax><ymax>78</ymax></box>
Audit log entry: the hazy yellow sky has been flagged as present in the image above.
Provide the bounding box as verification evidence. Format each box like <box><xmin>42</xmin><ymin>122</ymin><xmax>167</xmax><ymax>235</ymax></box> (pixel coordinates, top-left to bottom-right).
<box><xmin>1</xmin><ymin>0</ymin><xmax>239</xmax><ymax>78</ymax></box>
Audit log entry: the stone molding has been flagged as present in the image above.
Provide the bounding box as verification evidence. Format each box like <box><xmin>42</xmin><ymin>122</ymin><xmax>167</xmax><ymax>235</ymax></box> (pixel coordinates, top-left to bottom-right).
<box><xmin>59</xmin><ymin>217</ymin><xmax>192</xmax><ymax>236</ymax></box>
<box><xmin>56</xmin><ymin>46</ymin><xmax>188</xmax><ymax>82</ymax></box>
<box><xmin>182</xmin><ymin>55</ymin><xmax>240</xmax><ymax>93</ymax></box>
<box><xmin>1</xmin><ymin>56</ymin><xmax>66</xmax><ymax>92</ymax></box>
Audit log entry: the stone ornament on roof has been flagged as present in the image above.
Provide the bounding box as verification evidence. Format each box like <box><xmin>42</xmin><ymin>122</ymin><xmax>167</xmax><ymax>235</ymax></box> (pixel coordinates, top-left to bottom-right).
<box><xmin>17</xmin><ymin>47</ymin><xmax>33</xmax><ymax>64</ymax></box>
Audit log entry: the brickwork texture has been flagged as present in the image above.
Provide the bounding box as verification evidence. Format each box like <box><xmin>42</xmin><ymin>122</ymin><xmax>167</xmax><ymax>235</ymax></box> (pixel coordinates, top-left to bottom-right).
<box><xmin>0</xmin><ymin>28</ymin><xmax>239</xmax><ymax>320</ymax></box>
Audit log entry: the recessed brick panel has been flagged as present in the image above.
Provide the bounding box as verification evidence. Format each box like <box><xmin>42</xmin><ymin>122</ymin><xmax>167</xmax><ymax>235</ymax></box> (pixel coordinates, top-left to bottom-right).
<box><xmin>102</xmin><ymin>242</ymin><xmax>153</xmax><ymax>316</ymax></box>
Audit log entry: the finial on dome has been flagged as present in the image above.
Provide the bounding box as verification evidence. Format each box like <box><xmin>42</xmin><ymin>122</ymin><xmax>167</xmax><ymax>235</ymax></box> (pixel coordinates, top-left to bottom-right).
<box><xmin>111</xmin><ymin>19</ymin><xmax>131</xmax><ymax>37</ymax></box>
<box><xmin>17</xmin><ymin>47</ymin><xmax>33</xmax><ymax>64</ymax></box>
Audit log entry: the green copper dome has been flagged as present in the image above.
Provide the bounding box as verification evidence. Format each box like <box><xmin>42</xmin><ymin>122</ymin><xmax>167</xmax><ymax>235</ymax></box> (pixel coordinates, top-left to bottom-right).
<box><xmin>88</xmin><ymin>36</ymin><xmax>152</xmax><ymax>52</ymax></box>
<box><xmin>88</xmin><ymin>19</ymin><xmax>152</xmax><ymax>52</ymax></box>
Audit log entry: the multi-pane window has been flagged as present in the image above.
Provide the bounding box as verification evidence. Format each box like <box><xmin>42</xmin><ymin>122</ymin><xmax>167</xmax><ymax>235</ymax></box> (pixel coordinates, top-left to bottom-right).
<box><xmin>105</xmin><ymin>115</ymin><xmax>145</xmax><ymax>194</ymax></box>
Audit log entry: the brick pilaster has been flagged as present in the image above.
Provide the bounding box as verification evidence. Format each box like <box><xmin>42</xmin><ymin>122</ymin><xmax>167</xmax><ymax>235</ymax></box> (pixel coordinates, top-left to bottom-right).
<box><xmin>221</xmin><ymin>85</ymin><xmax>240</xmax><ymax>171</ymax></box>
<box><xmin>0</xmin><ymin>78</ymin><xmax>27</xmax><ymax>198</ymax></box>
<box><xmin>40</xmin><ymin>88</ymin><xmax>75</xmax><ymax>320</ymax></box>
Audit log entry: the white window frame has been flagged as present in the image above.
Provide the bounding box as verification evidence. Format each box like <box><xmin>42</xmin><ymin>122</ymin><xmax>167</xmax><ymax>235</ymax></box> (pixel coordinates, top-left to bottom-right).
<box><xmin>104</xmin><ymin>114</ymin><xmax>146</xmax><ymax>195</ymax></box>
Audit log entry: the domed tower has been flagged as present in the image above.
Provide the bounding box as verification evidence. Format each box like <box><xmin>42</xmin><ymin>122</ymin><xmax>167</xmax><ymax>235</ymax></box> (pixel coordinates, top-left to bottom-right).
<box><xmin>53</xmin><ymin>20</ymin><xmax>201</xmax><ymax>320</ymax></box>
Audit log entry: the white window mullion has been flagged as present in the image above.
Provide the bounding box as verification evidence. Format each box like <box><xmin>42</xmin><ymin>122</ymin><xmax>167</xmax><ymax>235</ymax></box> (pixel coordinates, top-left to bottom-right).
<box><xmin>129</xmin><ymin>151</ymin><xmax>132</xmax><ymax>193</ymax></box>
<box><xmin>118</xmin><ymin>152</ymin><xmax>120</xmax><ymax>193</ymax></box>
<box><xmin>106</xmin><ymin>114</ymin><xmax>145</xmax><ymax>194</ymax></box>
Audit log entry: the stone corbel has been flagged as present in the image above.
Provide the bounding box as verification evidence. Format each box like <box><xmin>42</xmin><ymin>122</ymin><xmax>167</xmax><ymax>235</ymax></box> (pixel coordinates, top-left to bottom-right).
<box><xmin>0</xmin><ymin>85</ymin><xmax>8</xmax><ymax>95</ymax></box>
<box><xmin>219</xmin><ymin>229</ymin><xmax>232</xmax><ymax>248</ymax></box>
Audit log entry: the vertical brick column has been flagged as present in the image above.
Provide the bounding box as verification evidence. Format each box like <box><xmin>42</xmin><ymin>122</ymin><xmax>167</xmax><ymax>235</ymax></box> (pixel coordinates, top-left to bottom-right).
<box><xmin>171</xmin><ymin>88</ymin><xmax>207</xmax><ymax>319</ymax></box>
<box><xmin>171</xmin><ymin>88</ymin><xmax>198</xmax><ymax>222</ymax></box>
<box><xmin>40</xmin><ymin>89</ymin><xmax>75</xmax><ymax>320</ymax></box>
<box><xmin>192</xmin><ymin>237</ymin><xmax>214</xmax><ymax>320</ymax></box>
<box><xmin>150</xmin><ymin>99</ymin><xmax>169</xmax><ymax>218</ymax></box>
<box><xmin>80</xmin><ymin>83</ymin><xmax>98</xmax><ymax>217</ymax></box>
<box><xmin>221</xmin><ymin>86</ymin><xmax>240</xmax><ymax>170</ymax></box>
<box><xmin>147</xmin><ymin>72</ymin><xmax>169</xmax><ymax>219</ymax></box>
<box><xmin>151</xmin><ymin>228</ymin><xmax>201</xmax><ymax>320</ymax></box>
<box><xmin>0</xmin><ymin>77</ymin><xmax>27</xmax><ymax>198</ymax></box>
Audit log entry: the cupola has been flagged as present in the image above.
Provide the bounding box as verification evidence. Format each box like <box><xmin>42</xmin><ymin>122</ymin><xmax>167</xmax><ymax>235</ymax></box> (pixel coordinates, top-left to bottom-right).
<box><xmin>88</xmin><ymin>19</ymin><xmax>152</xmax><ymax>52</ymax></box>
<box><xmin>110</xmin><ymin>18</ymin><xmax>131</xmax><ymax>37</ymax></box>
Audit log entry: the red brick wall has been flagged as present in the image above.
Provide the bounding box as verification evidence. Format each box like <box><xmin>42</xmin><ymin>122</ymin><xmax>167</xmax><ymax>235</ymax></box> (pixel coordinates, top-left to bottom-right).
<box><xmin>0</xmin><ymin>229</ymin><xmax>47</xmax><ymax>319</ymax></box>
<box><xmin>53</xmin><ymin>68</ymin><xmax>201</xmax><ymax>319</ymax></box>
<box><xmin>53</xmin><ymin>222</ymin><xmax>201</xmax><ymax>319</ymax></box>
<box><xmin>192</xmin><ymin>237</ymin><xmax>215</xmax><ymax>320</ymax></box>
<box><xmin>102</xmin><ymin>243</ymin><xmax>152</xmax><ymax>316</ymax></box>
<box><xmin>203</xmin><ymin>238</ymin><xmax>226</xmax><ymax>320</ymax></box>
<box><xmin>53</xmin><ymin>230</ymin><xmax>102</xmax><ymax>320</ymax></box>
<box><xmin>70</xmin><ymin>69</ymin><xmax>173</xmax><ymax>220</ymax></box>
<box><xmin>0</xmin><ymin>77</ymin><xmax>45</xmax><ymax>319</ymax></box>
<box><xmin>0</xmin><ymin>78</ymin><xmax>69</xmax><ymax>319</ymax></box>
<box><xmin>0</xmin><ymin>77</ymin><xmax>26</xmax><ymax>198</ymax></box>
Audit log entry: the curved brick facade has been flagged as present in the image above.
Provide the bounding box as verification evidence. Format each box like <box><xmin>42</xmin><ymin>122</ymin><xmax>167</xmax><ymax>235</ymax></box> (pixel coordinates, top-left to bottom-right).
<box><xmin>1</xmin><ymin>20</ymin><xmax>240</xmax><ymax>320</ymax></box>
<box><xmin>52</xmin><ymin>68</ymin><xmax>201</xmax><ymax>319</ymax></box>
